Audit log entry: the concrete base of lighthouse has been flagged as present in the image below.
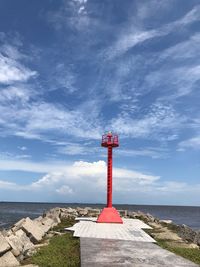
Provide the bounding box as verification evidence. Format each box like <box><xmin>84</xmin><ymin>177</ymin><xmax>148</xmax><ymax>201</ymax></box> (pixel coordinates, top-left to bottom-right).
<box><xmin>97</xmin><ymin>207</ymin><xmax>123</xmax><ymax>224</ymax></box>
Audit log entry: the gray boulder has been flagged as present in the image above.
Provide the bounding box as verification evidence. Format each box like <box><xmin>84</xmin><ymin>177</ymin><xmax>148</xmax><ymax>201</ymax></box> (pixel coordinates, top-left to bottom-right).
<box><xmin>0</xmin><ymin>251</ymin><xmax>20</xmax><ymax>266</ymax></box>
<box><xmin>21</xmin><ymin>217</ymin><xmax>45</xmax><ymax>244</ymax></box>
<box><xmin>178</xmin><ymin>224</ymin><xmax>196</xmax><ymax>242</ymax></box>
<box><xmin>12</xmin><ymin>218</ymin><xmax>26</xmax><ymax>232</ymax></box>
<box><xmin>6</xmin><ymin>234</ymin><xmax>23</xmax><ymax>257</ymax></box>
<box><xmin>0</xmin><ymin>232</ymin><xmax>11</xmax><ymax>254</ymax></box>
<box><xmin>118</xmin><ymin>210</ymin><xmax>128</xmax><ymax>217</ymax></box>
<box><xmin>60</xmin><ymin>207</ymin><xmax>77</xmax><ymax>218</ymax></box>
<box><xmin>34</xmin><ymin>216</ymin><xmax>43</xmax><ymax>222</ymax></box>
<box><xmin>36</xmin><ymin>217</ymin><xmax>55</xmax><ymax>232</ymax></box>
<box><xmin>15</xmin><ymin>229</ymin><xmax>34</xmax><ymax>253</ymax></box>
<box><xmin>87</xmin><ymin>208</ymin><xmax>100</xmax><ymax>217</ymax></box>
<box><xmin>77</xmin><ymin>208</ymin><xmax>88</xmax><ymax>216</ymax></box>
<box><xmin>6</xmin><ymin>230</ymin><xmax>13</xmax><ymax>237</ymax></box>
<box><xmin>194</xmin><ymin>231</ymin><xmax>200</xmax><ymax>246</ymax></box>
<box><xmin>44</xmin><ymin>207</ymin><xmax>61</xmax><ymax>219</ymax></box>
<box><xmin>43</xmin><ymin>208</ymin><xmax>61</xmax><ymax>224</ymax></box>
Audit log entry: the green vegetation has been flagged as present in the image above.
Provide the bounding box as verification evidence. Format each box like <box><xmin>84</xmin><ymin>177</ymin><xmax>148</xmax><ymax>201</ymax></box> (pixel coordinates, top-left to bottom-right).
<box><xmin>31</xmin><ymin>233</ymin><xmax>80</xmax><ymax>267</ymax></box>
<box><xmin>53</xmin><ymin>217</ymin><xmax>76</xmax><ymax>232</ymax></box>
<box><xmin>145</xmin><ymin>226</ymin><xmax>200</xmax><ymax>266</ymax></box>
<box><xmin>157</xmin><ymin>239</ymin><xmax>200</xmax><ymax>265</ymax></box>
<box><xmin>134</xmin><ymin>215</ymin><xmax>149</xmax><ymax>224</ymax></box>
<box><xmin>24</xmin><ymin>218</ymin><xmax>80</xmax><ymax>267</ymax></box>
<box><xmin>160</xmin><ymin>221</ymin><xmax>181</xmax><ymax>233</ymax></box>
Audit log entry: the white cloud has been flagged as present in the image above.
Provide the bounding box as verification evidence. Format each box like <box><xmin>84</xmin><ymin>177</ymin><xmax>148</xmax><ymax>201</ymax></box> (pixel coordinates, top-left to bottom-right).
<box><xmin>0</xmin><ymin>159</ymin><xmax>199</xmax><ymax>205</ymax></box>
<box><xmin>49</xmin><ymin>63</ymin><xmax>77</xmax><ymax>94</ymax></box>
<box><xmin>48</xmin><ymin>0</ymin><xmax>90</xmax><ymax>31</ymax></box>
<box><xmin>56</xmin><ymin>185</ymin><xmax>74</xmax><ymax>195</ymax></box>
<box><xmin>136</xmin><ymin>1</ymin><xmax>172</xmax><ymax>21</ymax></box>
<box><xmin>156</xmin><ymin>181</ymin><xmax>188</xmax><ymax>193</ymax></box>
<box><xmin>0</xmin><ymin>159</ymin><xmax>159</xmax><ymax>188</ymax></box>
<box><xmin>57</xmin><ymin>142</ymin><xmax>93</xmax><ymax>155</ymax></box>
<box><xmin>18</xmin><ymin>146</ymin><xmax>27</xmax><ymax>151</ymax></box>
<box><xmin>178</xmin><ymin>4</ymin><xmax>200</xmax><ymax>25</ymax></box>
<box><xmin>145</xmin><ymin>65</ymin><xmax>200</xmax><ymax>98</ymax></box>
<box><xmin>106</xmin><ymin>30</ymin><xmax>160</xmax><ymax>59</ymax></box>
<box><xmin>0</xmin><ymin>151</ymin><xmax>30</xmax><ymax>160</ymax></box>
<box><xmin>1</xmin><ymin>44</ymin><xmax>23</xmax><ymax>60</ymax></box>
<box><xmin>111</xmin><ymin>103</ymin><xmax>184</xmax><ymax>139</ymax></box>
<box><xmin>0</xmin><ymin>53</ymin><xmax>36</xmax><ymax>84</ymax></box>
<box><xmin>178</xmin><ymin>136</ymin><xmax>200</xmax><ymax>151</ymax></box>
<box><xmin>160</xmin><ymin>33</ymin><xmax>200</xmax><ymax>61</ymax></box>
<box><xmin>0</xmin><ymin>180</ymin><xmax>20</xmax><ymax>190</ymax></box>
<box><xmin>117</xmin><ymin>148</ymin><xmax>168</xmax><ymax>159</ymax></box>
<box><xmin>0</xmin><ymin>159</ymin><xmax>160</xmax><ymax>203</ymax></box>
<box><xmin>106</xmin><ymin>5</ymin><xmax>200</xmax><ymax>60</ymax></box>
<box><xmin>0</xmin><ymin>159</ymin><xmax>70</xmax><ymax>173</ymax></box>
<box><xmin>0</xmin><ymin>86</ymin><xmax>34</xmax><ymax>103</ymax></box>
<box><xmin>0</xmin><ymin>97</ymin><xmax>102</xmax><ymax>141</ymax></box>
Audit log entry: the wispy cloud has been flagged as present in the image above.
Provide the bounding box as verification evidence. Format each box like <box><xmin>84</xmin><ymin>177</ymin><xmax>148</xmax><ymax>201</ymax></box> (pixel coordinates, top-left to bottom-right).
<box><xmin>0</xmin><ymin>41</ymin><xmax>37</xmax><ymax>84</ymax></box>
<box><xmin>159</xmin><ymin>33</ymin><xmax>200</xmax><ymax>61</ymax></box>
<box><xmin>18</xmin><ymin>146</ymin><xmax>27</xmax><ymax>151</ymax></box>
<box><xmin>0</xmin><ymin>180</ymin><xmax>22</xmax><ymax>191</ymax></box>
<box><xmin>0</xmin><ymin>91</ymin><xmax>102</xmax><ymax>141</ymax></box>
<box><xmin>57</xmin><ymin>142</ymin><xmax>96</xmax><ymax>156</ymax></box>
<box><xmin>56</xmin><ymin>185</ymin><xmax>74</xmax><ymax>195</ymax></box>
<box><xmin>0</xmin><ymin>85</ymin><xmax>35</xmax><ymax>103</ymax></box>
<box><xmin>105</xmin><ymin>4</ymin><xmax>200</xmax><ymax>60</ymax></box>
<box><xmin>111</xmin><ymin>102</ymin><xmax>184</xmax><ymax>140</ymax></box>
<box><xmin>117</xmin><ymin>147</ymin><xmax>168</xmax><ymax>159</ymax></box>
<box><xmin>0</xmin><ymin>152</ymin><xmax>30</xmax><ymax>161</ymax></box>
<box><xmin>0</xmin><ymin>53</ymin><xmax>36</xmax><ymax>84</ymax></box>
<box><xmin>178</xmin><ymin>136</ymin><xmax>200</xmax><ymax>151</ymax></box>
<box><xmin>106</xmin><ymin>29</ymin><xmax>160</xmax><ymax>60</ymax></box>
<box><xmin>48</xmin><ymin>63</ymin><xmax>77</xmax><ymax>94</ymax></box>
<box><xmin>0</xmin><ymin>31</ymin><xmax>103</xmax><ymax>142</ymax></box>
<box><xmin>145</xmin><ymin>65</ymin><xmax>200</xmax><ymax>98</ymax></box>
<box><xmin>47</xmin><ymin>0</ymin><xmax>90</xmax><ymax>31</ymax></box>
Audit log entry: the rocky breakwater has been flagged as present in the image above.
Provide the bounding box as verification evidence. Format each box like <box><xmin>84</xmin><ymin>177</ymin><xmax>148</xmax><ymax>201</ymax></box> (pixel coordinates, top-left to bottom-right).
<box><xmin>128</xmin><ymin>210</ymin><xmax>200</xmax><ymax>248</ymax></box>
<box><xmin>0</xmin><ymin>207</ymin><xmax>101</xmax><ymax>267</ymax></box>
<box><xmin>0</xmin><ymin>207</ymin><xmax>61</xmax><ymax>266</ymax></box>
<box><xmin>0</xmin><ymin>207</ymin><xmax>199</xmax><ymax>266</ymax></box>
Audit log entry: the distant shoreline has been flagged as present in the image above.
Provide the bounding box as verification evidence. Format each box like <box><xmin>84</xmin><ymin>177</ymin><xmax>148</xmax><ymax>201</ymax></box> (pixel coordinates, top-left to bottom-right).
<box><xmin>0</xmin><ymin>201</ymin><xmax>199</xmax><ymax>208</ymax></box>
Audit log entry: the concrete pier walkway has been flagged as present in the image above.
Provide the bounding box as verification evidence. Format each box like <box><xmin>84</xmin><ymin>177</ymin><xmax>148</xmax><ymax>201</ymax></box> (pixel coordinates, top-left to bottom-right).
<box><xmin>66</xmin><ymin>218</ymin><xmax>199</xmax><ymax>267</ymax></box>
<box><xmin>80</xmin><ymin>238</ymin><xmax>199</xmax><ymax>267</ymax></box>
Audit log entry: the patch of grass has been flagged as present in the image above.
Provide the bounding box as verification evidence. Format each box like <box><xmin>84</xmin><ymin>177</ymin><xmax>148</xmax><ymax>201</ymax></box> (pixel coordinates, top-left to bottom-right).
<box><xmin>53</xmin><ymin>217</ymin><xmax>76</xmax><ymax>232</ymax></box>
<box><xmin>160</xmin><ymin>222</ymin><xmax>181</xmax><ymax>233</ymax></box>
<box><xmin>157</xmin><ymin>239</ymin><xmax>200</xmax><ymax>265</ymax></box>
<box><xmin>26</xmin><ymin>218</ymin><xmax>80</xmax><ymax>267</ymax></box>
<box><xmin>134</xmin><ymin>215</ymin><xmax>149</xmax><ymax>224</ymax></box>
<box><xmin>145</xmin><ymin>228</ymin><xmax>163</xmax><ymax>234</ymax></box>
<box><xmin>31</xmin><ymin>233</ymin><xmax>80</xmax><ymax>267</ymax></box>
<box><xmin>144</xmin><ymin>226</ymin><xmax>200</xmax><ymax>265</ymax></box>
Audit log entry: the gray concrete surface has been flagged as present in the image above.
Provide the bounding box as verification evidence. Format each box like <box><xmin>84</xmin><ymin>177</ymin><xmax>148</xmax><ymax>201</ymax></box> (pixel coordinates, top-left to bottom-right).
<box><xmin>66</xmin><ymin>218</ymin><xmax>155</xmax><ymax>242</ymax></box>
<box><xmin>80</xmin><ymin>238</ymin><xmax>199</xmax><ymax>267</ymax></box>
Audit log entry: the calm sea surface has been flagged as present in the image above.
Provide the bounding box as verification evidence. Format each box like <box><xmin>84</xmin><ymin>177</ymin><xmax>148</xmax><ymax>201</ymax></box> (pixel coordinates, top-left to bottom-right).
<box><xmin>0</xmin><ymin>202</ymin><xmax>199</xmax><ymax>230</ymax></box>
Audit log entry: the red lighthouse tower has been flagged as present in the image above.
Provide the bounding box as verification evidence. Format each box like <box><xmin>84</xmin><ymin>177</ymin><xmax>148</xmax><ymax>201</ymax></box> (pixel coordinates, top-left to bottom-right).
<box><xmin>97</xmin><ymin>132</ymin><xmax>123</xmax><ymax>224</ymax></box>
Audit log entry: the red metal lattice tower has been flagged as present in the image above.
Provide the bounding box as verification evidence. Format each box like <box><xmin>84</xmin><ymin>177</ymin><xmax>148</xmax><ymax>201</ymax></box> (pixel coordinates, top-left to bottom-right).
<box><xmin>97</xmin><ymin>132</ymin><xmax>123</xmax><ymax>224</ymax></box>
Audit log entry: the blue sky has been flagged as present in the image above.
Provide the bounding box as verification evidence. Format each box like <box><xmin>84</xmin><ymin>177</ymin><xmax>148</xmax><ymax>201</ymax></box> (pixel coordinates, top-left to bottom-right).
<box><xmin>0</xmin><ymin>0</ymin><xmax>200</xmax><ymax>205</ymax></box>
